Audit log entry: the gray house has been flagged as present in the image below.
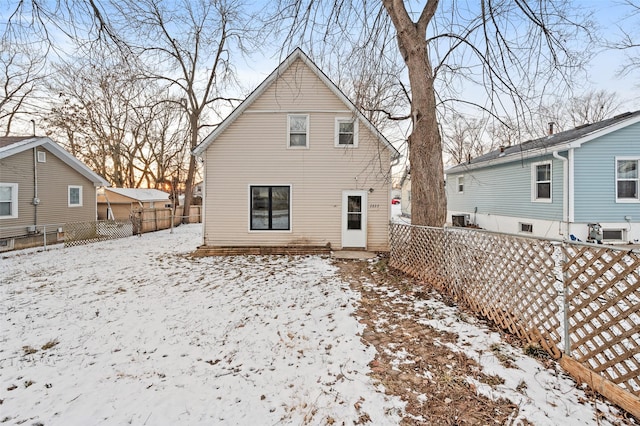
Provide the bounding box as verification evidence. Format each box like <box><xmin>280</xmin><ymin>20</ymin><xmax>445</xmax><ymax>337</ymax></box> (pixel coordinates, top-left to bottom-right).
<box><xmin>0</xmin><ymin>136</ymin><xmax>109</xmax><ymax>250</ymax></box>
<box><xmin>445</xmin><ymin>111</ymin><xmax>640</xmax><ymax>243</ymax></box>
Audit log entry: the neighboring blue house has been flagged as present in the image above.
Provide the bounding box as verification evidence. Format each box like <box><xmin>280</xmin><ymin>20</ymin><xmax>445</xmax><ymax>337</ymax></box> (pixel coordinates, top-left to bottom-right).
<box><xmin>445</xmin><ymin>111</ymin><xmax>640</xmax><ymax>243</ymax></box>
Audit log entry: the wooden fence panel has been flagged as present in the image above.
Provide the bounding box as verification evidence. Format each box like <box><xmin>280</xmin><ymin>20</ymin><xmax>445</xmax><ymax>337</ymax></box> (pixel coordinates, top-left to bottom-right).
<box><xmin>562</xmin><ymin>244</ymin><xmax>640</xmax><ymax>397</ymax></box>
<box><xmin>389</xmin><ymin>222</ymin><xmax>640</xmax><ymax>413</ymax></box>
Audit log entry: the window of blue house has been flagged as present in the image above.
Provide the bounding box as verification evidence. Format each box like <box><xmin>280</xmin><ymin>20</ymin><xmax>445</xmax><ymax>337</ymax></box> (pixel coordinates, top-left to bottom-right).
<box><xmin>616</xmin><ymin>159</ymin><xmax>639</xmax><ymax>202</ymax></box>
<box><xmin>250</xmin><ymin>185</ymin><xmax>290</xmax><ymax>230</ymax></box>
<box><xmin>457</xmin><ymin>175</ymin><xmax>464</xmax><ymax>193</ymax></box>
<box><xmin>532</xmin><ymin>161</ymin><xmax>552</xmax><ymax>202</ymax></box>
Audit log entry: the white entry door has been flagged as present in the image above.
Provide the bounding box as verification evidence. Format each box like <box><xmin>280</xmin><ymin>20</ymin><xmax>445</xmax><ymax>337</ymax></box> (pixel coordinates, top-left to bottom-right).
<box><xmin>341</xmin><ymin>190</ymin><xmax>367</xmax><ymax>248</ymax></box>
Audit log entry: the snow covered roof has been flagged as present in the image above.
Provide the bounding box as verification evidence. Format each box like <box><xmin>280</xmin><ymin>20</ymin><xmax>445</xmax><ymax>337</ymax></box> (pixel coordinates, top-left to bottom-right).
<box><xmin>104</xmin><ymin>187</ymin><xmax>170</xmax><ymax>202</ymax></box>
<box><xmin>0</xmin><ymin>136</ymin><xmax>110</xmax><ymax>186</ymax></box>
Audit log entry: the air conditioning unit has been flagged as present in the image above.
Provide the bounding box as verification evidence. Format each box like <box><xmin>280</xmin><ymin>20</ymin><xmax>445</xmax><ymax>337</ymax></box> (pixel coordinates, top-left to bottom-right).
<box><xmin>452</xmin><ymin>214</ymin><xmax>470</xmax><ymax>227</ymax></box>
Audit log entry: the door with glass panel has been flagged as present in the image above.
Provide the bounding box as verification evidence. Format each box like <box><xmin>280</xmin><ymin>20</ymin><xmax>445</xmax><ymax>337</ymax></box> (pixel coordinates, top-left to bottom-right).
<box><xmin>341</xmin><ymin>190</ymin><xmax>367</xmax><ymax>248</ymax></box>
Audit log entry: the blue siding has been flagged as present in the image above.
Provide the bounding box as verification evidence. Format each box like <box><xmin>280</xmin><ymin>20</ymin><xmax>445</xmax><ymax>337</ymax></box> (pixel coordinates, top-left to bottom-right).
<box><xmin>446</xmin><ymin>154</ymin><xmax>563</xmax><ymax>220</ymax></box>
<box><xmin>573</xmin><ymin>122</ymin><xmax>640</xmax><ymax>222</ymax></box>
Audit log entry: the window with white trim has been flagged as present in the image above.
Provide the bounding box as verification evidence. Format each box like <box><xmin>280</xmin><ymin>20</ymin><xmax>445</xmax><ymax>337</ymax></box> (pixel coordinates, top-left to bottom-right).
<box><xmin>335</xmin><ymin>118</ymin><xmax>358</xmax><ymax>147</ymax></box>
<box><xmin>68</xmin><ymin>185</ymin><xmax>83</xmax><ymax>207</ymax></box>
<box><xmin>457</xmin><ymin>175</ymin><xmax>464</xmax><ymax>193</ymax></box>
<box><xmin>250</xmin><ymin>185</ymin><xmax>290</xmax><ymax>231</ymax></box>
<box><xmin>288</xmin><ymin>114</ymin><xmax>309</xmax><ymax>148</ymax></box>
<box><xmin>0</xmin><ymin>183</ymin><xmax>18</xmax><ymax>219</ymax></box>
<box><xmin>616</xmin><ymin>158</ymin><xmax>639</xmax><ymax>202</ymax></box>
<box><xmin>532</xmin><ymin>161</ymin><xmax>552</xmax><ymax>202</ymax></box>
<box><xmin>37</xmin><ymin>151</ymin><xmax>46</xmax><ymax>162</ymax></box>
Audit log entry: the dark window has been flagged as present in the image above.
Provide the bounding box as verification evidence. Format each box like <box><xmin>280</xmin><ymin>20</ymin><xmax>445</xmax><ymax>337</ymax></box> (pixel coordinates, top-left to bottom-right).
<box><xmin>347</xmin><ymin>195</ymin><xmax>362</xmax><ymax>230</ymax></box>
<box><xmin>603</xmin><ymin>229</ymin><xmax>624</xmax><ymax>240</ymax></box>
<box><xmin>250</xmin><ymin>186</ymin><xmax>290</xmax><ymax>230</ymax></box>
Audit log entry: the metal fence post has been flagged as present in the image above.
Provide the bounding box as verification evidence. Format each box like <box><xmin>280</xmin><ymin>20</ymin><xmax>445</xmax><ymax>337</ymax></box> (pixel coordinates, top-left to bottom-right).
<box><xmin>43</xmin><ymin>225</ymin><xmax>47</xmax><ymax>250</ymax></box>
<box><xmin>170</xmin><ymin>208</ymin><xmax>174</xmax><ymax>234</ymax></box>
<box><xmin>562</xmin><ymin>242</ymin><xmax>571</xmax><ymax>356</ymax></box>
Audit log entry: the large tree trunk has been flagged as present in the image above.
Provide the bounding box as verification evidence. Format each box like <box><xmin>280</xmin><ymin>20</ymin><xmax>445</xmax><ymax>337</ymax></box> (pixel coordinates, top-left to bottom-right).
<box><xmin>383</xmin><ymin>0</ymin><xmax>446</xmax><ymax>227</ymax></box>
<box><xmin>181</xmin><ymin>115</ymin><xmax>198</xmax><ymax>224</ymax></box>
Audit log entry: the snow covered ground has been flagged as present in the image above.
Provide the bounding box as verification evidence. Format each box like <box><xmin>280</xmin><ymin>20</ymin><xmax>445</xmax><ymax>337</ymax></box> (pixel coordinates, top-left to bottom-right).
<box><xmin>0</xmin><ymin>224</ymin><xmax>634</xmax><ymax>425</ymax></box>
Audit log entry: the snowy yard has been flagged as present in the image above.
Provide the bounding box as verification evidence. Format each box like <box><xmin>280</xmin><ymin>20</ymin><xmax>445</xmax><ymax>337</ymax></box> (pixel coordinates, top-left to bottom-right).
<box><xmin>0</xmin><ymin>224</ymin><xmax>635</xmax><ymax>425</ymax></box>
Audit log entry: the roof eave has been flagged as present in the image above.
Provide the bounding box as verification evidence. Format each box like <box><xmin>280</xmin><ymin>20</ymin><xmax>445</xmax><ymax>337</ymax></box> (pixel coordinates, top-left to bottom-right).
<box><xmin>0</xmin><ymin>137</ymin><xmax>110</xmax><ymax>186</ymax></box>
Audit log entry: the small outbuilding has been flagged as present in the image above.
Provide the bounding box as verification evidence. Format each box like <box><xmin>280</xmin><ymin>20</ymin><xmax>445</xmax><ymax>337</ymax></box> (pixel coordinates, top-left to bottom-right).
<box><xmin>97</xmin><ymin>188</ymin><xmax>171</xmax><ymax>221</ymax></box>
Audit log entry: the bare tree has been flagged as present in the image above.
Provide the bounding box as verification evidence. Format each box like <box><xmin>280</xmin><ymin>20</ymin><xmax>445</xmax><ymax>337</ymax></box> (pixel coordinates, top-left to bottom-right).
<box><xmin>442</xmin><ymin>113</ymin><xmax>491</xmax><ymax>166</ymax></box>
<box><xmin>609</xmin><ymin>0</ymin><xmax>640</xmax><ymax>76</ymax></box>
<box><xmin>267</xmin><ymin>1</ymin><xmax>594</xmax><ymax>226</ymax></box>
<box><xmin>102</xmin><ymin>0</ymin><xmax>253</xmax><ymax>222</ymax></box>
<box><xmin>46</xmin><ymin>50</ymin><xmax>144</xmax><ymax>186</ymax></box>
<box><xmin>0</xmin><ymin>36</ymin><xmax>46</xmax><ymax>135</ymax></box>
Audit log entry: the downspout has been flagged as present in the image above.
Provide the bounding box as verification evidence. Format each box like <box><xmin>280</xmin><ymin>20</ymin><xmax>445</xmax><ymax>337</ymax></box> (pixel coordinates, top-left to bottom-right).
<box><xmin>33</xmin><ymin>148</ymin><xmax>39</xmax><ymax>227</ymax></box>
<box><xmin>553</xmin><ymin>150</ymin><xmax>568</xmax><ymax>238</ymax></box>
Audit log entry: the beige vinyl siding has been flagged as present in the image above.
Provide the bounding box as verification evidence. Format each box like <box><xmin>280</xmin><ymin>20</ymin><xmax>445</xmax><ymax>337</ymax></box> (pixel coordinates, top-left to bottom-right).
<box><xmin>203</xmin><ymin>59</ymin><xmax>391</xmax><ymax>250</ymax></box>
<box><xmin>0</xmin><ymin>148</ymin><xmax>97</xmax><ymax>239</ymax></box>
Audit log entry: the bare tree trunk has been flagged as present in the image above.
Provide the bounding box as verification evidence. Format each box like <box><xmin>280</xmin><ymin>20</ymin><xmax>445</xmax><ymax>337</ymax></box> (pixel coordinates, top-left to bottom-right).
<box><xmin>181</xmin><ymin>114</ymin><xmax>198</xmax><ymax>224</ymax></box>
<box><xmin>383</xmin><ymin>0</ymin><xmax>446</xmax><ymax>226</ymax></box>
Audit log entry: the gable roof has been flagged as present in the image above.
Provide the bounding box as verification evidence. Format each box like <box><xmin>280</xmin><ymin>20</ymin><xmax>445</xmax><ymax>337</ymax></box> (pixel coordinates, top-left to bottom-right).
<box><xmin>0</xmin><ymin>136</ymin><xmax>110</xmax><ymax>186</ymax></box>
<box><xmin>445</xmin><ymin>110</ymin><xmax>640</xmax><ymax>174</ymax></box>
<box><xmin>193</xmin><ymin>48</ymin><xmax>399</xmax><ymax>159</ymax></box>
<box><xmin>104</xmin><ymin>187</ymin><xmax>170</xmax><ymax>202</ymax></box>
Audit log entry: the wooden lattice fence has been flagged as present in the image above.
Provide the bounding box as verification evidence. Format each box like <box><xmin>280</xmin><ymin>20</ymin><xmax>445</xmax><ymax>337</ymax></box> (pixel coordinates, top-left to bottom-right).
<box><xmin>389</xmin><ymin>223</ymin><xmax>640</xmax><ymax>417</ymax></box>
<box><xmin>562</xmin><ymin>244</ymin><xmax>640</xmax><ymax>398</ymax></box>
<box><xmin>64</xmin><ymin>220</ymin><xmax>133</xmax><ymax>247</ymax></box>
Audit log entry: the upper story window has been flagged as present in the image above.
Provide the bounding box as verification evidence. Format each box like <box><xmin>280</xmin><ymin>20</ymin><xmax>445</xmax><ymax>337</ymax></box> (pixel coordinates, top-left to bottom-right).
<box><xmin>532</xmin><ymin>161</ymin><xmax>552</xmax><ymax>202</ymax></box>
<box><xmin>457</xmin><ymin>175</ymin><xmax>464</xmax><ymax>193</ymax></box>
<box><xmin>68</xmin><ymin>185</ymin><xmax>83</xmax><ymax>207</ymax></box>
<box><xmin>288</xmin><ymin>114</ymin><xmax>309</xmax><ymax>148</ymax></box>
<box><xmin>335</xmin><ymin>118</ymin><xmax>358</xmax><ymax>147</ymax></box>
<box><xmin>616</xmin><ymin>158</ymin><xmax>639</xmax><ymax>202</ymax></box>
<box><xmin>0</xmin><ymin>183</ymin><xmax>18</xmax><ymax>219</ymax></box>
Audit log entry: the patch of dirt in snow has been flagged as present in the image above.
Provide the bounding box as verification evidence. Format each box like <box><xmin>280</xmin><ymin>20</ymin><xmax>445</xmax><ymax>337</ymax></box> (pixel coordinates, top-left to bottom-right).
<box><xmin>335</xmin><ymin>256</ymin><xmax>638</xmax><ymax>426</ymax></box>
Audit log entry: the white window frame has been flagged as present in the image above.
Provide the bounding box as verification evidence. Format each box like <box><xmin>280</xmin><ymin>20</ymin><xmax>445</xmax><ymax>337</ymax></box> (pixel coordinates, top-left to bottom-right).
<box><xmin>615</xmin><ymin>157</ymin><xmax>639</xmax><ymax>203</ymax></box>
<box><xmin>68</xmin><ymin>185</ymin><xmax>83</xmax><ymax>207</ymax></box>
<box><xmin>0</xmin><ymin>183</ymin><xmax>18</xmax><ymax>219</ymax></box>
<box><xmin>287</xmin><ymin>114</ymin><xmax>309</xmax><ymax>149</ymax></box>
<box><xmin>248</xmin><ymin>184</ymin><xmax>292</xmax><ymax>232</ymax></box>
<box><xmin>37</xmin><ymin>151</ymin><xmax>46</xmax><ymax>163</ymax></box>
<box><xmin>457</xmin><ymin>175</ymin><xmax>464</xmax><ymax>193</ymax></box>
<box><xmin>334</xmin><ymin>117</ymin><xmax>358</xmax><ymax>148</ymax></box>
<box><xmin>531</xmin><ymin>161</ymin><xmax>552</xmax><ymax>203</ymax></box>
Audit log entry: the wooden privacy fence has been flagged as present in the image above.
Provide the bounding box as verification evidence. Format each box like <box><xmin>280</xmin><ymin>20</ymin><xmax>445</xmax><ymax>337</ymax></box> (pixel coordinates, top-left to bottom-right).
<box><xmin>131</xmin><ymin>206</ymin><xmax>202</xmax><ymax>234</ymax></box>
<box><xmin>389</xmin><ymin>223</ymin><xmax>640</xmax><ymax>417</ymax></box>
